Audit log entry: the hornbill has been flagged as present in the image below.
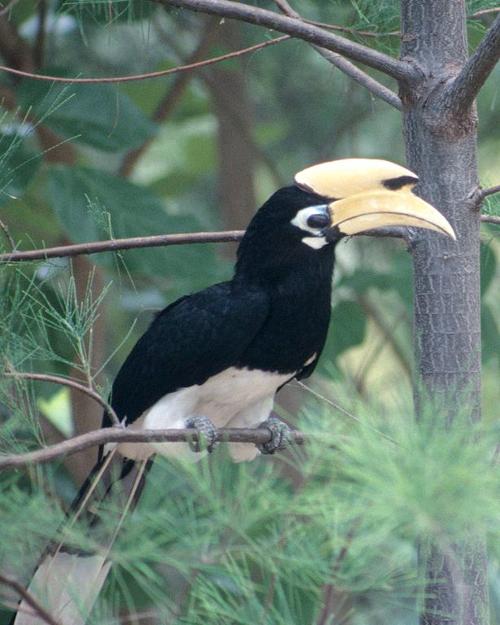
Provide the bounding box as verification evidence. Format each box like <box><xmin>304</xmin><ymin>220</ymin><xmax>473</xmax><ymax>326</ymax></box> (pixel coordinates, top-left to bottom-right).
<box><xmin>14</xmin><ymin>159</ymin><xmax>454</xmax><ymax>625</ymax></box>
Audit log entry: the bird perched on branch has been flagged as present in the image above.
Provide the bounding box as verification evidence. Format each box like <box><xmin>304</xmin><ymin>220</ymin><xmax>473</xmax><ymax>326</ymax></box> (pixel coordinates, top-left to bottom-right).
<box><xmin>14</xmin><ymin>158</ymin><xmax>454</xmax><ymax>625</ymax></box>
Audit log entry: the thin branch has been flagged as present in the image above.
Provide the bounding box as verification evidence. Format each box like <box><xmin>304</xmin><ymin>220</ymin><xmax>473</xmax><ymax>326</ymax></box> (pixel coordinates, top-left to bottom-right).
<box><xmin>273</xmin><ymin>0</ymin><xmax>401</xmax><ymax>109</ymax></box>
<box><xmin>481</xmin><ymin>214</ymin><xmax>500</xmax><ymax>225</ymax></box>
<box><xmin>0</xmin><ymin>36</ymin><xmax>289</xmax><ymax>84</ymax></box>
<box><xmin>444</xmin><ymin>14</ymin><xmax>500</xmax><ymax>114</ymax></box>
<box><xmin>0</xmin><ymin>217</ymin><xmax>15</xmax><ymax>250</ymax></box>
<box><xmin>313</xmin><ymin>48</ymin><xmax>402</xmax><ymax>109</ymax></box>
<box><xmin>156</xmin><ymin>0</ymin><xmax>417</xmax><ymax>83</ymax></box>
<box><xmin>0</xmin><ymin>0</ymin><xmax>22</xmax><ymax>17</ymax></box>
<box><xmin>0</xmin><ymin>229</ymin><xmax>245</xmax><ymax>263</ymax></box>
<box><xmin>315</xmin><ymin>519</ymin><xmax>360</xmax><ymax>625</ymax></box>
<box><xmin>4</xmin><ymin>370</ymin><xmax>120</xmax><ymax>426</ymax></box>
<box><xmin>0</xmin><ymin>427</ymin><xmax>306</xmax><ymax>470</ymax></box>
<box><xmin>0</xmin><ymin>573</ymin><xmax>61</xmax><ymax>625</ymax></box>
<box><xmin>479</xmin><ymin>184</ymin><xmax>500</xmax><ymax>200</ymax></box>
<box><xmin>274</xmin><ymin>0</ymin><xmax>399</xmax><ymax>38</ymax></box>
<box><xmin>470</xmin><ymin>8</ymin><xmax>500</xmax><ymax>19</ymax></box>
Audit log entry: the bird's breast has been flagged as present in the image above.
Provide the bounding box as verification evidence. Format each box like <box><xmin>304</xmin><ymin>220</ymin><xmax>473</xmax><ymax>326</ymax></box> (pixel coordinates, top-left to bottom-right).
<box><xmin>194</xmin><ymin>366</ymin><xmax>293</xmax><ymax>412</ymax></box>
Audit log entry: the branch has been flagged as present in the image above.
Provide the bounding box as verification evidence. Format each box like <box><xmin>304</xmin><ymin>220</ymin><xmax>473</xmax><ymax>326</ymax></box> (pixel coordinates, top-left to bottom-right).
<box><xmin>0</xmin><ymin>36</ymin><xmax>289</xmax><ymax>84</ymax></box>
<box><xmin>0</xmin><ymin>0</ymin><xmax>22</xmax><ymax>16</ymax></box>
<box><xmin>0</xmin><ymin>217</ymin><xmax>15</xmax><ymax>250</ymax></box>
<box><xmin>479</xmin><ymin>184</ymin><xmax>500</xmax><ymax>201</ymax></box>
<box><xmin>481</xmin><ymin>214</ymin><xmax>500</xmax><ymax>225</ymax></box>
<box><xmin>156</xmin><ymin>0</ymin><xmax>417</xmax><ymax>83</ymax></box>
<box><xmin>313</xmin><ymin>48</ymin><xmax>402</xmax><ymax>109</ymax></box>
<box><xmin>273</xmin><ymin>0</ymin><xmax>401</xmax><ymax>109</ymax></box>
<box><xmin>4</xmin><ymin>370</ymin><xmax>120</xmax><ymax>426</ymax></box>
<box><xmin>444</xmin><ymin>14</ymin><xmax>500</xmax><ymax>114</ymax></box>
<box><xmin>0</xmin><ymin>427</ymin><xmax>306</xmax><ymax>470</ymax></box>
<box><xmin>0</xmin><ymin>573</ymin><xmax>61</xmax><ymax>625</ymax></box>
<box><xmin>470</xmin><ymin>8</ymin><xmax>500</xmax><ymax>19</ymax></box>
<box><xmin>0</xmin><ymin>229</ymin><xmax>245</xmax><ymax>263</ymax></box>
<box><xmin>0</xmin><ymin>223</ymin><xmax>410</xmax><ymax>264</ymax></box>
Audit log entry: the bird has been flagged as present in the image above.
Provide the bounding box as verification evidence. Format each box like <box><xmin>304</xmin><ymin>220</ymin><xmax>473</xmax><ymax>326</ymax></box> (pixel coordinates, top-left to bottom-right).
<box><xmin>13</xmin><ymin>158</ymin><xmax>455</xmax><ymax>625</ymax></box>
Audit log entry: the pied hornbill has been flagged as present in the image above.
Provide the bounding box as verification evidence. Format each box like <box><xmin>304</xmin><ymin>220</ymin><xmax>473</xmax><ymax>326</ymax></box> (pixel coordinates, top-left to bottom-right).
<box><xmin>14</xmin><ymin>159</ymin><xmax>455</xmax><ymax>625</ymax></box>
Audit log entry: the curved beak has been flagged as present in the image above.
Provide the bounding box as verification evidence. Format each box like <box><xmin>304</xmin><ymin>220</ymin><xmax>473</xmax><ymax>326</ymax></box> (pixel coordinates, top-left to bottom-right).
<box><xmin>326</xmin><ymin>190</ymin><xmax>456</xmax><ymax>240</ymax></box>
<box><xmin>295</xmin><ymin>158</ymin><xmax>456</xmax><ymax>240</ymax></box>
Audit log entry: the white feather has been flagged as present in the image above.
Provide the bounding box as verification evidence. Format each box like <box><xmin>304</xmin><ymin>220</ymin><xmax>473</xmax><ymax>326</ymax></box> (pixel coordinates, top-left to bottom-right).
<box><xmin>117</xmin><ymin>367</ymin><xmax>292</xmax><ymax>461</ymax></box>
<box><xmin>14</xmin><ymin>553</ymin><xmax>111</xmax><ymax>625</ymax></box>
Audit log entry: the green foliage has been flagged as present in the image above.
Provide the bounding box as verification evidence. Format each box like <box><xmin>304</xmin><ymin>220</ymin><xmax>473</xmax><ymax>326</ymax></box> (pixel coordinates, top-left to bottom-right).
<box><xmin>18</xmin><ymin>80</ymin><xmax>157</xmax><ymax>152</ymax></box>
<box><xmin>0</xmin><ymin>2</ymin><xmax>498</xmax><ymax>624</ymax></box>
<box><xmin>0</xmin><ymin>131</ymin><xmax>40</xmax><ymax>207</ymax></box>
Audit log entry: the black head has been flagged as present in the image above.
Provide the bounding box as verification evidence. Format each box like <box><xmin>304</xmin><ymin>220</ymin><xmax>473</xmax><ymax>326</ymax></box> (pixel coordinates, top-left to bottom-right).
<box><xmin>235</xmin><ymin>186</ymin><xmax>335</xmax><ymax>281</ymax></box>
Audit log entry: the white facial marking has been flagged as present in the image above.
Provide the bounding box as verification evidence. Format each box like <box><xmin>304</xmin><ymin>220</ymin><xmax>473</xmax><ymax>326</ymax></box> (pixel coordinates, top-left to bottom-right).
<box><xmin>302</xmin><ymin>236</ymin><xmax>328</xmax><ymax>249</ymax></box>
<box><xmin>291</xmin><ymin>205</ymin><xmax>329</xmax><ymax>234</ymax></box>
<box><xmin>290</xmin><ymin>205</ymin><xmax>330</xmax><ymax>249</ymax></box>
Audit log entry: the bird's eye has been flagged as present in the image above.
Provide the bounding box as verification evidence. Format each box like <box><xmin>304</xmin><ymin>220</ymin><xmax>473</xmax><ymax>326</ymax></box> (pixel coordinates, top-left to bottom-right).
<box><xmin>307</xmin><ymin>213</ymin><xmax>330</xmax><ymax>229</ymax></box>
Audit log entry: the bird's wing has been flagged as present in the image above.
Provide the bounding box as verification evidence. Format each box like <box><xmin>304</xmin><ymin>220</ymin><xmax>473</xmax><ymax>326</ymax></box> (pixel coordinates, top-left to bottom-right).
<box><xmin>108</xmin><ymin>282</ymin><xmax>270</xmax><ymax>425</ymax></box>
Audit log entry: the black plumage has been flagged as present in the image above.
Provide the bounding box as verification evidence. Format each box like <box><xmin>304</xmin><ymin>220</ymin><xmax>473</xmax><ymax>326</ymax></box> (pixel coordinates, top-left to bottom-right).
<box><xmin>107</xmin><ymin>185</ymin><xmax>336</xmax><ymax>433</ymax></box>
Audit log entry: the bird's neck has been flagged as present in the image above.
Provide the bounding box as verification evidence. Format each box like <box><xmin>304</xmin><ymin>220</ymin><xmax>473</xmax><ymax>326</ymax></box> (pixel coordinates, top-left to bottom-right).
<box><xmin>232</xmin><ymin>245</ymin><xmax>336</xmax><ymax>374</ymax></box>
<box><xmin>234</xmin><ymin>243</ymin><xmax>336</xmax><ymax>290</ymax></box>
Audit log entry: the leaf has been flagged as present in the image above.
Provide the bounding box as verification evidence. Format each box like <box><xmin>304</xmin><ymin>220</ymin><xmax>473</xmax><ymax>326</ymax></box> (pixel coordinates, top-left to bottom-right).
<box><xmin>338</xmin><ymin>253</ymin><xmax>413</xmax><ymax>310</ymax></box>
<box><xmin>58</xmin><ymin>0</ymin><xmax>155</xmax><ymax>24</ymax></box>
<box><xmin>18</xmin><ymin>79</ymin><xmax>157</xmax><ymax>152</ymax></box>
<box><xmin>480</xmin><ymin>241</ymin><xmax>496</xmax><ymax>296</ymax></box>
<box><xmin>47</xmin><ymin>165</ymin><xmax>225</xmax><ymax>290</ymax></box>
<box><xmin>322</xmin><ymin>300</ymin><xmax>367</xmax><ymax>364</ymax></box>
<box><xmin>481</xmin><ymin>304</ymin><xmax>499</xmax><ymax>363</ymax></box>
<box><xmin>0</xmin><ymin>133</ymin><xmax>40</xmax><ymax>206</ymax></box>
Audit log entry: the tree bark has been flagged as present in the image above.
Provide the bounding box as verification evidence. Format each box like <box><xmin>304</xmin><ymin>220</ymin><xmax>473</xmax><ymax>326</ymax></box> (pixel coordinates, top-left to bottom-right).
<box><xmin>400</xmin><ymin>2</ymin><xmax>487</xmax><ymax>624</ymax></box>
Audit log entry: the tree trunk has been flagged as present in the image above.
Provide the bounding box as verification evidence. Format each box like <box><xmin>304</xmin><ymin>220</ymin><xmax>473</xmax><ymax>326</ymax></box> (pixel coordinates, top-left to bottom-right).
<box><xmin>207</xmin><ymin>21</ymin><xmax>257</xmax><ymax>233</ymax></box>
<box><xmin>400</xmin><ymin>2</ymin><xmax>487</xmax><ymax>624</ymax></box>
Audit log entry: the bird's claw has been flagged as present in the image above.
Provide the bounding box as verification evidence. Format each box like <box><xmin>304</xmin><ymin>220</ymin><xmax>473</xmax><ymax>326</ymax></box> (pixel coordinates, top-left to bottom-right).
<box><xmin>257</xmin><ymin>415</ymin><xmax>293</xmax><ymax>455</ymax></box>
<box><xmin>185</xmin><ymin>415</ymin><xmax>218</xmax><ymax>453</ymax></box>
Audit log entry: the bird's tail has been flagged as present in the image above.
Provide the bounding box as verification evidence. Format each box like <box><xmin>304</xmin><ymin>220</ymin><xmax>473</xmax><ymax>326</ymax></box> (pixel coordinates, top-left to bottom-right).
<box><xmin>13</xmin><ymin>449</ymin><xmax>153</xmax><ymax>625</ymax></box>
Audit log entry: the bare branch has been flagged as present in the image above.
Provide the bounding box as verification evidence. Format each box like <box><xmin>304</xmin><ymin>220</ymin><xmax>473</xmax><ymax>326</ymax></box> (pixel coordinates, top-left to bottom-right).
<box><xmin>313</xmin><ymin>48</ymin><xmax>402</xmax><ymax>109</ymax></box>
<box><xmin>273</xmin><ymin>0</ymin><xmax>401</xmax><ymax>109</ymax></box>
<box><xmin>0</xmin><ymin>0</ymin><xmax>22</xmax><ymax>16</ymax></box>
<box><xmin>0</xmin><ymin>224</ymin><xmax>410</xmax><ymax>264</ymax></box>
<box><xmin>444</xmin><ymin>14</ymin><xmax>500</xmax><ymax>113</ymax></box>
<box><xmin>0</xmin><ymin>217</ymin><xmax>15</xmax><ymax>250</ymax></box>
<box><xmin>481</xmin><ymin>214</ymin><xmax>500</xmax><ymax>225</ymax></box>
<box><xmin>0</xmin><ymin>427</ymin><xmax>306</xmax><ymax>470</ymax></box>
<box><xmin>274</xmin><ymin>0</ymin><xmax>399</xmax><ymax>37</ymax></box>
<box><xmin>4</xmin><ymin>370</ymin><xmax>120</xmax><ymax>426</ymax></box>
<box><xmin>470</xmin><ymin>8</ymin><xmax>500</xmax><ymax>19</ymax></box>
<box><xmin>479</xmin><ymin>184</ymin><xmax>500</xmax><ymax>201</ymax></box>
<box><xmin>0</xmin><ymin>36</ymin><xmax>289</xmax><ymax>84</ymax></box>
<box><xmin>0</xmin><ymin>230</ymin><xmax>245</xmax><ymax>263</ymax></box>
<box><xmin>156</xmin><ymin>0</ymin><xmax>417</xmax><ymax>83</ymax></box>
<box><xmin>0</xmin><ymin>573</ymin><xmax>61</xmax><ymax>625</ymax></box>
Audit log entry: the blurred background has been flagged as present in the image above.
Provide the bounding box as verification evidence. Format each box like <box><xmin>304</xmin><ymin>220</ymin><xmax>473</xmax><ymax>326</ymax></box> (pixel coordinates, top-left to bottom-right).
<box><xmin>0</xmin><ymin>2</ymin><xmax>499</xmax><ymax>624</ymax></box>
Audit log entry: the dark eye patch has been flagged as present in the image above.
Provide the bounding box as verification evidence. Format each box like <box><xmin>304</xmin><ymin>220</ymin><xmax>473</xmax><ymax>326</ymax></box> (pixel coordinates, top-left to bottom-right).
<box><xmin>307</xmin><ymin>213</ymin><xmax>330</xmax><ymax>229</ymax></box>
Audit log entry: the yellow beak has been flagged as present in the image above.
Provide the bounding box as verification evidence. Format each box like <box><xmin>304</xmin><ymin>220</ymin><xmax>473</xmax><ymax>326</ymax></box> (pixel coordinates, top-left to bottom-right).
<box><xmin>295</xmin><ymin>159</ymin><xmax>456</xmax><ymax>240</ymax></box>
<box><xmin>327</xmin><ymin>190</ymin><xmax>456</xmax><ymax>239</ymax></box>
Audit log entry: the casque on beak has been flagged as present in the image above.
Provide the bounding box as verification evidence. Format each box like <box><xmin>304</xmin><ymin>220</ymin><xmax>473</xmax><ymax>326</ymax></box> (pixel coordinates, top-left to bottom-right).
<box><xmin>295</xmin><ymin>159</ymin><xmax>456</xmax><ymax>241</ymax></box>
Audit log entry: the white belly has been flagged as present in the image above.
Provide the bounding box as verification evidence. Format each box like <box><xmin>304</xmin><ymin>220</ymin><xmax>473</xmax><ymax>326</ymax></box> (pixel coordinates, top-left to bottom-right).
<box><xmin>117</xmin><ymin>367</ymin><xmax>292</xmax><ymax>462</ymax></box>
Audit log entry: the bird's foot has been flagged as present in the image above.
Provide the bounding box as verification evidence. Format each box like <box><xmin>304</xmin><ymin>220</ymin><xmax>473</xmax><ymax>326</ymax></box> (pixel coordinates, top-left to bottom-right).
<box><xmin>257</xmin><ymin>415</ymin><xmax>293</xmax><ymax>455</ymax></box>
<box><xmin>185</xmin><ymin>415</ymin><xmax>218</xmax><ymax>453</ymax></box>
